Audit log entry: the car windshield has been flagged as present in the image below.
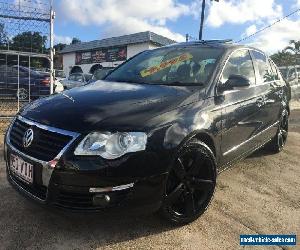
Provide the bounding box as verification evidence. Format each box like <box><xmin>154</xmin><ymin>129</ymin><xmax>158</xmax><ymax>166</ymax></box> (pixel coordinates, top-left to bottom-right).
<box><xmin>93</xmin><ymin>69</ymin><xmax>113</xmax><ymax>80</ymax></box>
<box><xmin>105</xmin><ymin>46</ymin><xmax>223</xmax><ymax>86</ymax></box>
<box><xmin>69</xmin><ymin>74</ymin><xmax>83</xmax><ymax>81</ymax></box>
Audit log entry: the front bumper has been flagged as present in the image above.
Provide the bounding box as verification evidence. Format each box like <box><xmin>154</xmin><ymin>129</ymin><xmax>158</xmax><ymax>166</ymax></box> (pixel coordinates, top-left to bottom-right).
<box><xmin>4</xmin><ymin>135</ymin><xmax>169</xmax><ymax>213</ymax></box>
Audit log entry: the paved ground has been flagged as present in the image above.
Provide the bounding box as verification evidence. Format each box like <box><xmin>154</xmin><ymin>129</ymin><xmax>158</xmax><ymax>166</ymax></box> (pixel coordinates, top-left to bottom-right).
<box><xmin>0</xmin><ymin>112</ymin><xmax>299</xmax><ymax>250</ymax></box>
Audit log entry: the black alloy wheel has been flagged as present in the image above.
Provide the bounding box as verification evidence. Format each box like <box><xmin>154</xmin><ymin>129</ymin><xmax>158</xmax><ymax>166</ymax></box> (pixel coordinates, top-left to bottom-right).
<box><xmin>277</xmin><ymin>110</ymin><xmax>289</xmax><ymax>150</ymax></box>
<box><xmin>267</xmin><ymin>109</ymin><xmax>289</xmax><ymax>153</ymax></box>
<box><xmin>160</xmin><ymin>139</ymin><xmax>216</xmax><ymax>225</ymax></box>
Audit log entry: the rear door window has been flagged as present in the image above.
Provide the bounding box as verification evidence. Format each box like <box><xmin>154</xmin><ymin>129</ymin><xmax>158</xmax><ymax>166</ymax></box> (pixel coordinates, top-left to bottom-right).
<box><xmin>221</xmin><ymin>49</ymin><xmax>256</xmax><ymax>85</ymax></box>
<box><xmin>269</xmin><ymin>60</ymin><xmax>280</xmax><ymax>80</ymax></box>
<box><xmin>252</xmin><ymin>51</ymin><xmax>274</xmax><ymax>83</ymax></box>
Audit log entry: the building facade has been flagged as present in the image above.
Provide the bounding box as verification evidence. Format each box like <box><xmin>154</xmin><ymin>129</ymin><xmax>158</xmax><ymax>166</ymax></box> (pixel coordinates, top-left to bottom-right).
<box><xmin>59</xmin><ymin>31</ymin><xmax>175</xmax><ymax>76</ymax></box>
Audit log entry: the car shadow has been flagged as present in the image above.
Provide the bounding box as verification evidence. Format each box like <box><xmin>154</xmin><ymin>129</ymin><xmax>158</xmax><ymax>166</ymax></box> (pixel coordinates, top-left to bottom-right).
<box><xmin>0</xmin><ymin>182</ymin><xmax>176</xmax><ymax>249</ymax></box>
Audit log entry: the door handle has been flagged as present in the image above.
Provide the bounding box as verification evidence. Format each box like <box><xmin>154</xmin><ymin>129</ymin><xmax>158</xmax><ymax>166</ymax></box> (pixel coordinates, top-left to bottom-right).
<box><xmin>277</xmin><ymin>90</ymin><xmax>283</xmax><ymax>98</ymax></box>
<box><xmin>256</xmin><ymin>97</ymin><xmax>265</xmax><ymax>107</ymax></box>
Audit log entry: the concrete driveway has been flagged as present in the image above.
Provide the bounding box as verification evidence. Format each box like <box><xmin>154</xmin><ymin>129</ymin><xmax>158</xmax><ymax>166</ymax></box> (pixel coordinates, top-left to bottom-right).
<box><xmin>0</xmin><ymin>111</ymin><xmax>299</xmax><ymax>250</ymax></box>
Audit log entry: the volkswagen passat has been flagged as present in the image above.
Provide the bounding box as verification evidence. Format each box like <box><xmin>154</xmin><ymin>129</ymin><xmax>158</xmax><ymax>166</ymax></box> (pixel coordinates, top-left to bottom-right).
<box><xmin>4</xmin><ymin>41</ymin><xmax>290</xmax><ymax>225</ymax></box>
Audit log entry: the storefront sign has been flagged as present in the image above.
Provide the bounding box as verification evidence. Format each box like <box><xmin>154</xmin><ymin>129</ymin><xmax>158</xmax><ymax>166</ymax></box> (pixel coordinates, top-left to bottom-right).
<box><xmin>75</xmin><ymin>47</ymin><xmax>127</xmax><ymax>65</ymax></box>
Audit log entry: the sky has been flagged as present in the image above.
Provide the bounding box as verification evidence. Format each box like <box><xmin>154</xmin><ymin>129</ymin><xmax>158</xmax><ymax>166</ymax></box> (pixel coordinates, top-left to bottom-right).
<box><xmin>53</xmin><ymin>0</ymin><xmax>300</xmax><ymax>55</ymax></box>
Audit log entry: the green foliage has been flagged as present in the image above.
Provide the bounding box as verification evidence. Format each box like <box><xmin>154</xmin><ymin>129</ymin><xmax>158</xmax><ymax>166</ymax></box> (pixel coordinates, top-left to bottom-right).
<box><xmin>71</xmin><ymin>37</ymin><xmax>81</xmax><ymax>44</ymax></box>
<box><xmin>270</xmin><ymin>50</ymin><xmax>296</xmax><ymax>66</ymax></box>
<box><xmin>0</xmin><ymin>23</ymin><xmax>8</xmax><ymax>49</ymax></box>
<box><xmin>53</xmin><ymin>43</ymin><xmax>66</xmax><ymax>52</ymax></box>
<box><xmin>10</xmin><ymin>31</ymin><xmax>47</xmax><ymax>53</ymax></box>
<box><xmin>271</xmin><ymin>40</ymin><xmax>300</xmax><ymax>66</ymax></box>
<box><xmin>284</xmin><ymin>40</ymin><xmax>300</xmax><ymax>55</ymax></box>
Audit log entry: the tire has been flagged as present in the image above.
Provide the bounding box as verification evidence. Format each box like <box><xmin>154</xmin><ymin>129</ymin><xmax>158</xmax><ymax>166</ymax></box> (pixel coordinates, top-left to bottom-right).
<box><xmin>266</xmin><ymin>109</ymin><xmax>289</xmax><ymax>153</ymax></box>
<box><xmin>159</xmin><ymin>139</ymin><xmax>217</xmax><ymax>225</ymax></box>
<box><xmin>17</xmin><ymin>88</ymin><xmax>29</xmax><ymax>101</ymax></box>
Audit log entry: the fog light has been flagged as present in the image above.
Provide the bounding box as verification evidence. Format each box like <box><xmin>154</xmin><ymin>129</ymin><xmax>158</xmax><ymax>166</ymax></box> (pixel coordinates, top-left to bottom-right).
<box><xmin>93</xmin><ymin>194</ymin><xmax>111</xmax><ymax>206</ymax></box>
<box><xmin>104</xmin><ymin>195</ymin><xmax>110</xmax><ymax>202</ymax></box>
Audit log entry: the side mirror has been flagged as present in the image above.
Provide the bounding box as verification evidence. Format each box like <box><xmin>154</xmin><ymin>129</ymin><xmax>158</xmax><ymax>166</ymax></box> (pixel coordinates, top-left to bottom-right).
<box><xmin>219</xmin><ymin>74</ymin><xmax>250</xmax><ymax>92</ymax></box>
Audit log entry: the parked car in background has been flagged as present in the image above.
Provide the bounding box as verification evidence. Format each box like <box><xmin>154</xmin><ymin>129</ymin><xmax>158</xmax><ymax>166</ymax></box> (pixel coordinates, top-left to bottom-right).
<box><xmin>279</xmin><ymin>65</ymin><xmax>300</xmax><ymax>86</ymax></box>
<box><xmin>61</xmin><ymin>73</ymin><xmax>92</xmax><ymax>90</ymax></box>
<box><xmin>55</xmin><ymin>70</ymin><xmax>66</xmax><ymax>82</ymax></box>
<box><xmin>0</xmin><ymin>65</ymin><xmax>51</xmax><ymax>100</ymax></box>
<box><xmin>5</xmin><ymin>41</ymin><xmax>290</xmax><ymax>225</ymax></box>
<box><xmin>89</xmin><ymin>68</ymin><xmax>114</xmax><ymax>83</ymax></box>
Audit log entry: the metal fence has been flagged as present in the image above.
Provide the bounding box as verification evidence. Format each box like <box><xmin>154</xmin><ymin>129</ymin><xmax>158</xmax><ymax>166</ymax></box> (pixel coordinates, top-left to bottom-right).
<box><xmin>0</xmin><ymin>0</ymin><xmax>53</xmax><ymax>134</ymax></box>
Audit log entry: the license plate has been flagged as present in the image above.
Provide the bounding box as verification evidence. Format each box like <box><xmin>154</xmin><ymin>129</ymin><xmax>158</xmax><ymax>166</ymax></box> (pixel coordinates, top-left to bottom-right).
<box><xmin>10</xmin><ymin>154</ymin><xmax>33</xmax><ymax>184</ymax></box>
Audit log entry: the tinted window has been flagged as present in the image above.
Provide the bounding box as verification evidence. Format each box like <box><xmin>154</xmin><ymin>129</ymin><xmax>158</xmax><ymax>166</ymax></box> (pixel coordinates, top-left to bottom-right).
<box><xmin>221</xmin><ymin>49</ymin><xmax>256</xmax><ymax>84</ymax></box>
<box><xmin>106</xmin><ymin>47</ymin><xmax>223</xmax><ymax>86</ymax></box>
<box><xmin>252</xmin><ymin>51</ymin><xmax>274</xmax><ymax>83</ymax></box>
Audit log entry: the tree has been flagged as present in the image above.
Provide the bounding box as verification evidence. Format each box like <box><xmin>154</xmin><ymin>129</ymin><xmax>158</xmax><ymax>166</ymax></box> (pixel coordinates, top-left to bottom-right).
<box><xmin>0</xmin><ymin>23</ymin><xmax>8</xmax><ymax>49</ymax></box>
<box><xmin>10</xmin><ymin>31</ymin><xmax>47</xmax><ymax>53</ymax></box>
<box><xmin>270</xmin><ymin>50</ymin><xmax>296</xmax><ymax>67</ymax></box>
<box><xmin>53</xmin><ymin>43</ymin><xmax>66</xmax><ymax>52</ymax></box>
<box><xmin>285</xmin><ymin>40</ymin><xmax>300</xmax><ymax>55</ymax></box>
<box><xmin>71</xmin><ymin>37</ymin><xmax>81</xmax><ymax>44</ymax></box>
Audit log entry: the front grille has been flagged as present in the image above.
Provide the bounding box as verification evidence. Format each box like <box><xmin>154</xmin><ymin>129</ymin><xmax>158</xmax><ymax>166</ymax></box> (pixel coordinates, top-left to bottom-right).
<box><xmin>9</xmin><ymin>118</ymin><xmax>73</xmax><ymax>162</ymax></box>
<box><xmin>10</xmin><ymin>174</ymin><xmax>47</xmax><ymax>200</ymax></box>
<box><xmin>56</xmin><ymin>191</ymin><xmax>94</xmax><ymax>209</ymax></box>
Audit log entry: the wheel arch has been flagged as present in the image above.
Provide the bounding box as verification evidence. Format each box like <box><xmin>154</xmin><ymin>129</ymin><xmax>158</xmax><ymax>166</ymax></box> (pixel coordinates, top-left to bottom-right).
<box><xmin>193</xmin><ymin>132</ymin><xmax>216</xmax><ymax>157</ymax></box>
<box><xmin>180</xmin><ymin>130</ymin><xmax>217</xmax><ymax>158</ymax></box>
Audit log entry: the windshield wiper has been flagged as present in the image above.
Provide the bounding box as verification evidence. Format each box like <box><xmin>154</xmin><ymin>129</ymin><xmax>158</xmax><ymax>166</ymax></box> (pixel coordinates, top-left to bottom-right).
<box><xmin>105</xmin><ymin>79</ymin><xmax>143</xmax><ymax>84</ymax></box>
<box><xmin>162</xmin><ymin>81</ymin><xmax>205</xmax><ymax>86</ymax></box>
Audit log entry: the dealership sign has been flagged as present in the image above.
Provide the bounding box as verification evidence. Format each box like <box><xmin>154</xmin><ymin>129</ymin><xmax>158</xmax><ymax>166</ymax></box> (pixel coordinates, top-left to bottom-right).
<box><xmin>75</xmin><ymin>47</ymin><xmax>127</xmax><ymax>65</ymax></box>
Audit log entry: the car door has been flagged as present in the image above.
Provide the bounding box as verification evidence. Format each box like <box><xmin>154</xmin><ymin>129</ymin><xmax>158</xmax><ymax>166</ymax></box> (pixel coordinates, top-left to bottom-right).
<box><xmin>218</xmin><ymin>49</ymin><xmax>262</xmax><ymax>165</ymax></box>
<box><xmin>251</xmin><ymin>51</ymin><xmax>280</xmax><ymax>144</ymax></box>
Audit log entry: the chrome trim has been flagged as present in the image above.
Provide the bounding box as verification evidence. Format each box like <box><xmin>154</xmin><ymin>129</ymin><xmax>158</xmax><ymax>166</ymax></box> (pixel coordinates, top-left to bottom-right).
<box><xmin>223</xmin><ymin>121</ymin><xmax>279</xmax><ymax>156</ymax></box>
<box><xmin>17</xmin><ymin>116</ymin><xmax>79</xmax><ymax>137</ymax></box>
<box><xmin>89</xmin><ymin>183</ymin><xmax>134</xmax><ymax>193</ymax></box>
<box><xmin>6</xmin><ymin>116</ymin><xmax>81</xmax><ymax>187</ymax></box>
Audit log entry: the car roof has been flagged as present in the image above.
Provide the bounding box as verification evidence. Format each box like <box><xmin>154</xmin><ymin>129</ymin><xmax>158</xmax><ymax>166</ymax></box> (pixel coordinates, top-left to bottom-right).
<box><xmin>165</xmin><ymin>40</ymin><xmax>265</xmax><ymax>54</ymax></box>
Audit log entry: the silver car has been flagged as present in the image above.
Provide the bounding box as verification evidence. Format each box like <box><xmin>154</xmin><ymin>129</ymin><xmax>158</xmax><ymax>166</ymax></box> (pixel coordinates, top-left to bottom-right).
<box><xmin>61</xmin><ymin>73</ymin><xmax>92</xmax><ymax>90</ymax></box>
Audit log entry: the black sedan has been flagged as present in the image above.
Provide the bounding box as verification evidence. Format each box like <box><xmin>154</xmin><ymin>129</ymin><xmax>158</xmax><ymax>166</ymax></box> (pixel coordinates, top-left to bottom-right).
<box><xmin>0</xmin><ymin>65</ymin><xmax>51</xmax><ymax>100</ymax></box>
<box><xmin>4</xmin><ymin>41</ymin><xmax>290</xmax><ymax>225</ymax></box>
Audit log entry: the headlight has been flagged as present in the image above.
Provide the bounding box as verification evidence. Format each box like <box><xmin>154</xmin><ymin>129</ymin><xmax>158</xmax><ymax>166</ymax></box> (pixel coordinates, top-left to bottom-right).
<box><xmin>74</xmin><ymin>132</ymin><xmax>147</xmax><ymax>159</ymax></box>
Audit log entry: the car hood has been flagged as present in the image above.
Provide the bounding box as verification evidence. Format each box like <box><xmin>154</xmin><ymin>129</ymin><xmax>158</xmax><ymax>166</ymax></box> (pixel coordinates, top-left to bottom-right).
<box><xmin>20</xmin><ymin>80</ymin><xmax>200</xmax><ymax>133</ymax></box>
